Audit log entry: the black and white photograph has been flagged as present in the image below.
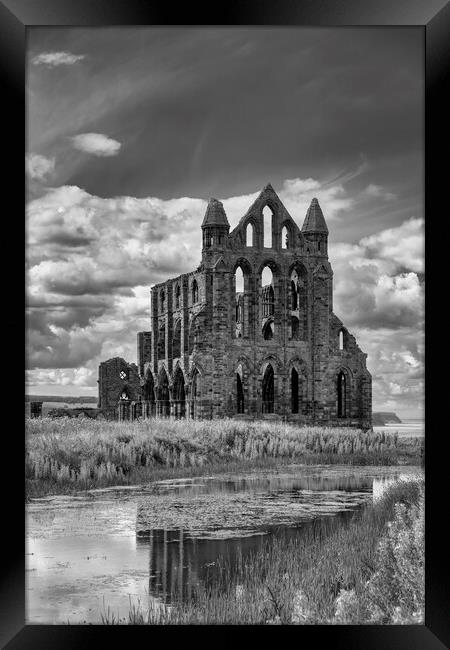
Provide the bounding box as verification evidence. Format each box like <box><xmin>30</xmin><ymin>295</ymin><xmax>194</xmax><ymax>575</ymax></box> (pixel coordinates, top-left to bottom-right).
<box><xmin>24</xmin><ymin>24</ymin><xmax>426</xmax><ymax>627</ymax></box>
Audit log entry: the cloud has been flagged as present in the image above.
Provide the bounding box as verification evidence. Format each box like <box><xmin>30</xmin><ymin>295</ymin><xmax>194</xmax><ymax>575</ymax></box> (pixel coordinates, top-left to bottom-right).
<box><xmin>354</xmin><ymin>327</ymin><xmax>424</xmax><ymax>416</ymax></box>
<box><xmin>70</xmin><ymin>133</ymin><xmax>122</xmax><ymax>157</ymax></box>
<box><xmin>359</xmin><ymin>217</ymin><xmax>424</xmax><ymax>273</ymax></box>
<box><xmin>331</xmin><ymin>218</ymin><xmax>424</xmax><ymax>331</ymax></box>
<box><xmin>363</xmin><ymin>184</ymin><xmax>396</xmax><ymax>201</ymax></box>
<box><xmin>26</xmin><ymin>153</ymin><xmax>55</xmax><ymax>181</ymax></box>
<box><xmin>26</xmin><ymin>177</ymin><xmax>424</xmax><ymax>414</ymax></box>
<box><xmin>31</xmin><ymin>51</ymin><xmax>85</xmax><ymax>67</ymax></box>
<box><xmin>328</xmin><ymin>216</ymin><xmax>424</xmax><ymax>416</ymax></box>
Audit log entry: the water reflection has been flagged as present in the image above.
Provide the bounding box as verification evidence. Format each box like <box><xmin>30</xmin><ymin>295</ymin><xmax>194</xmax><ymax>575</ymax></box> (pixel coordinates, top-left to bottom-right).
<box><xmin>26</xmin><ymin>465</ymin><xmax>422</xmax><ymax>623</ymax></box>
<box><xmin>139</xmin><ymin>512</ymin><xmax>358</xmax><ymax>604</ymax></box>
<box><xmin>135</xmin><ymin>472</ymin><xmax>376</xmax><ymax>604</ymax></box>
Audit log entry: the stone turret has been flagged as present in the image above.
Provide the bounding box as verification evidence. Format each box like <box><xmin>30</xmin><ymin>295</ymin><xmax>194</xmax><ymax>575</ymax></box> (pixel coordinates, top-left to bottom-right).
<box><xmin>201</xmin><ymin>198</ymin><xmax>230</xmax><ymax>266</ymax></box>
<box><xmin>301</xmin><ymin>197</ymin><xmax>329</xmax><ymax>257</ymax></box>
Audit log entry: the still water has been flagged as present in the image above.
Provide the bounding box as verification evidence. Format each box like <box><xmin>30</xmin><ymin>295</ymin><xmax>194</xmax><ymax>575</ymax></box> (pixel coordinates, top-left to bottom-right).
<box><xmin>373</xmin><ymin>419</ymin><xmax>424</xmax><ymax>438</ymax></box>
<box><xmin>26</xmin><ymin>464</ymin><xmax>422</xmax><ymax>624</ymax></box>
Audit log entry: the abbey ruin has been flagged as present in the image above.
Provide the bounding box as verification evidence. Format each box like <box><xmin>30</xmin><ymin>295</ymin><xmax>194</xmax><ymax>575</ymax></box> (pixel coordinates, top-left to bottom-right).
<box><xmin>98</xmin><ymin>184</ymin><xmax>372</xmax><ymax>429</ymax></box>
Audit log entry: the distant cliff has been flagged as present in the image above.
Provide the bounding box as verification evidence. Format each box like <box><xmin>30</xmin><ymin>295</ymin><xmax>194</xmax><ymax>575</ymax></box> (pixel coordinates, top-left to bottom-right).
<box><xmin>372</xmin><ymin>412</ymin><xmax>402</xmax><ymax>426</ymax></box>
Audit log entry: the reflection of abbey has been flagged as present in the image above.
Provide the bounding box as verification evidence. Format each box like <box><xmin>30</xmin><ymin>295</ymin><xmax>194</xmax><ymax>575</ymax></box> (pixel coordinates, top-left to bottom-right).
<box><xmin>98</xmin><ymin>184</ymin><xmax>372</xmax><ymax>429</ymax></box>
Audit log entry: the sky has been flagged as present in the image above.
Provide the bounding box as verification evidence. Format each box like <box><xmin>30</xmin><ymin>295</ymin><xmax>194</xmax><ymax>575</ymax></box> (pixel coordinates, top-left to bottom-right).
<box><xmin>25</xmin><ymin>27</ymin><xmax>424</xmax><ymax>418</ymax></box>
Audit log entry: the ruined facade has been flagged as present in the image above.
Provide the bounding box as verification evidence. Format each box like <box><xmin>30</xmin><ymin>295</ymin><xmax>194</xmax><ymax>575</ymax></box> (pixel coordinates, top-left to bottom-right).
<box><xmin>98</xmin><ymin>184</ymin><xmax>372</xmax><ymax>429</ymax></box>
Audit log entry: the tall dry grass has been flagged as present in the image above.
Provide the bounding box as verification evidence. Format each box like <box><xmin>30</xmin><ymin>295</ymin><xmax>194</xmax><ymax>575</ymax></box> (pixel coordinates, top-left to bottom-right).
<box><xmin>26</xmin><ymin>417</ymin><xmax>422</xmax><ymax>498</ymax></box>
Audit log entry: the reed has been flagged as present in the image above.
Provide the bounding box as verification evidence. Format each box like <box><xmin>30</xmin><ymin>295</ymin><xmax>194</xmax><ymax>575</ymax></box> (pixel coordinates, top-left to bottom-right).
<box><xmin>26</xmin><ymin>417</ymin><xmax>423</xmax><ymax>498</ymax></box>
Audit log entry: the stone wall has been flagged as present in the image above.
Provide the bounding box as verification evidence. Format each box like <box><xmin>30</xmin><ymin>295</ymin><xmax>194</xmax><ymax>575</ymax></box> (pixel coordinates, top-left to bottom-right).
<box><xmin>98</xmin><ymin>357</ymin><xmax>141</xmax><ymax>418</ymax></box>
<box><xmin>25</xmin><ymin>401</ymin><xmax>43</xmax><ymax>418</ymax></box>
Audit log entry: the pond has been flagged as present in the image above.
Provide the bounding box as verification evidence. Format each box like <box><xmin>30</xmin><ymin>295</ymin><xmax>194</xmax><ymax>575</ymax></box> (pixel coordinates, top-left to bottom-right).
<box><xmin>26</xmin><ymin>464</ymin><xmax>422</xmax><ymax>624</ymax></box>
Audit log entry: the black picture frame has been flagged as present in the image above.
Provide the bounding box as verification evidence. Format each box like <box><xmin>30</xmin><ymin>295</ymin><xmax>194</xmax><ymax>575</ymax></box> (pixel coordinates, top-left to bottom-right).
<box><xmin>2</xmin><ymin>0</ymin><xmax>449</xmax><ymax>647</ymax></box>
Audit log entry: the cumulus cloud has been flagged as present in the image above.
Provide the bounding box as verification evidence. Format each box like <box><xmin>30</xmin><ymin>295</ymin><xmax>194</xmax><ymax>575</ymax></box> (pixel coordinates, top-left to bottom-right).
<box><xmin>26</xmin><ymin>153</ymin><xmax>55</xmax><ymax>181</ymax></box>
<box><xmin>331</xmin><ymin>217</ymin><xmax>424</xmax><ymax>330</ymax></box>
<box><xmin>359</xmin><ymin>217</ymin><xmax>424</xmax><ymax>273</ymax></box>
<box><xmin>328</xmin><ymin>216</ymin><xmax>424</xmax><ymax>416</ymax></box>
<box><xmin>26</xmin><ymin>177</ymin><xmax>424</xmax><ymax>414</ymax></box>
<box><xmin>31</xmin><ymin>51</ymin><xmax>85</xmax><ymax>67</ymax></box>
<box><xmin>70</xmin><ymin>133</ymin><xmax>121</xmax><ymax>157</ymax></box>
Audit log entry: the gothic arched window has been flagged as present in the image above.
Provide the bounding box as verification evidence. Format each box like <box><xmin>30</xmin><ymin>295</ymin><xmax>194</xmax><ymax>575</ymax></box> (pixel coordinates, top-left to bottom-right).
<box><xmin>263</xmin><ymin>206</ymin><xmax>273</xmax><ymax>248</ymax></box>
<box><xmin>143</xmin><ymin>371</ymin><xmax>155</xmax><ymax>403</ymax></box>
<box><xmin>291</xmin><ymin>316</ymin><xmax>299</xmax><ymax>340</ymax></box>
<box><xmin>337</xmin><ymin>370</ymin><xmax>347</xmax><ymax>417</ymax></box>
<box><xmin>246</xmin><ymin>223</ymin><xmax>254</xmax><ymax>247</ymax></box>
<box><xmin>173</xmin><ymin>319</ymin><xmax>181</xmax><ymax>358</ymax></box>
<box><xmin>262</xmin><ymin>318</ymin><xmax>274</xmax><ymax>340</ymax></box>
<box><xmin>291</xmin><ymin>368</ymin><xmax>299</xmax><ymax>413</ymax></box>
<box><xmin>192</xmin><ymin>279</ymin><xmax>199</xmax><ymax>304</ymax></box>
<box><xmin>262</xmin><ymin>364</ymin><xmax>275</xmax><ymax>413</ymax></box>
<box><xmin>157</xmin><ymin>323</ymin><xmax>165</xmax><ymax>360</ymax></box>
<box><xmin>237</xmin><ymin>373</ymin><xmax>244</xmax><ymax>413</ymax></box>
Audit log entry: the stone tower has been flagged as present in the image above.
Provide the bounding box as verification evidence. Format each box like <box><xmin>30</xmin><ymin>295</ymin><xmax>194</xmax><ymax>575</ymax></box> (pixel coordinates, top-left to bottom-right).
<box><xmin>99</xmin><ymin>184</ymin><xmax>372</xmax><ymax>429</ymax></box>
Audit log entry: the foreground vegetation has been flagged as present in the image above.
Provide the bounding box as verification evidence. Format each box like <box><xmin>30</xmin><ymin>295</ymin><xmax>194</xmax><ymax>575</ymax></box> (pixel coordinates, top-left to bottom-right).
<box><xmin>26</xmin><ymin>417</ymin><xmax>423</xmax><ymax>498</ymax></box>
<box><xmin>101</xmin><ymin>478</ymin><xmax>424</xmax><ymax>625</ymax></box>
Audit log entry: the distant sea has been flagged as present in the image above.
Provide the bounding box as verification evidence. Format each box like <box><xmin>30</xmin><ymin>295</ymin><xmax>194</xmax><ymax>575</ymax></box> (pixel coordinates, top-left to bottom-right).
<box><xmin>373</xmin><ymin>418</ymin><xmax>424</xmax><ymax>438</ymax></box>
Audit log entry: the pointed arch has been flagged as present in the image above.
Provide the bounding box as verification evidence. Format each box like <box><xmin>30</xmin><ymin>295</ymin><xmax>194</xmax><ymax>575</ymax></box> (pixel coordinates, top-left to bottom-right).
<box><xmin>192</xmin><ymin>278</ymin><xmax>199</xmax><ymax>304</ymax></box>
<box><xmin>173</xmin><ymin>366</ymin><xmax>186</xmax><ymax>418</ymax></box>
<box><xmin>336</xmin><ymin>367</ymin><xmax>352</xmax><ymax>418</ymax></box>
<box><xmin>281</xmin><ymin>225</ymin><xmax>289</xmax><ymax>249</ymax></box>
<box><xmin>157</xmin><ymin>367</ymin><xmax>170</xmax><ymax>416</ymax></box>
<box><xmin>262</xmin><ymin>317</ymin><xmax>274</xmax><ymax>340</ymax></box>
<box><xmin>288</xmin><ymin>358</ymin><xmax>307</xmax><ymax>413</ymax></box>
<box><xmin>262</xmin><ymin>363</ymin><xmax>275</xmax><ymax>413</ymax></box>
<box><xmin>157</xmin><ymin>322</ymin><xmax>166</xmax><ymax>360</ymax></box>
<box><xmin>246</xmin><ymin>222</ymin><xmax>254</xmax><ymax>246</ymax></box>
<box><xmin>291</xmin><ymin>367</ymin><xmax>299</xmax><ymax>413</ymax></box>
<box><xmin>173</xmin><ymin>319</ymin><xmax>182</xmax><ymax>358</ymax></box>
<box><xmin>261</xmin><ymin>264</ymin><xmax>275</xmax><ymax>338</ymax></box>
<box><xmin>236</xmin><ymin>373</ymin><xmax>244</xmax><ymax>414</ymax></box>
<box><xmin>119</xmin><ymin>385</ymin><xmax>130</xmax><ymax>401</ymax></box>
<box><xmin>291</xmin><ymin>315</ymin><xmax>300</xmax><ymax>340</ymax></box>
<box><xmin>189</xmin><ymin>366</ymin><xmax>201</xmax><ymax>419</ymax></box>
<box><xmin>235</xmin><ymin>266</ymin><xmax>244</xmax><ymax>338</ymax></box>
<box><xmin>337</xmin><ymin>370</ymin><xmax>346</xmax><ymax>417</ymax></box>
<box><xmin>143</xmin><ymin>369</ymin><xmax>155</xmax><ymax>403</ymax></box>
<box><xmin>175</xmin><ymin>283</ymin><xmax>181</xmax><ymax>309</ymax></box>
<box><xmin>188</xmin><ymin>314</ymin><xmax>201</xmax><ymax>355</ymax></box>
<box><xmin>291</xmin><ymin>278</ymin><xmax>298</xmax><ymax>310</ymax></box>
<box><xmin>232</xmin><ymin>259</ymin><xmax>253</xmax><ymax>339</ymax></box>
<box><xmin>263</xmin><ymin>205</ymin><xmax>273</xmax><ymax>248</ymax></box>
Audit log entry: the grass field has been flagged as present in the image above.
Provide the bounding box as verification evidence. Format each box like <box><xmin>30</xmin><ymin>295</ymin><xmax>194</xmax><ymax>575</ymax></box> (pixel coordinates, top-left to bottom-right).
<box><xmin>26</xmin><ymin>417</ymin><xmax>423</xmax><ymax>498</ymax></box>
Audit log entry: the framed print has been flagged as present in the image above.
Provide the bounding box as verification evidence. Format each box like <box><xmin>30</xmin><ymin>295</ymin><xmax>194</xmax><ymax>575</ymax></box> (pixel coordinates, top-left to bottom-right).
<box><xmin>2</xmin><ymin>0</ymin><xmax>449</xmax><ymax>647</ymax></box>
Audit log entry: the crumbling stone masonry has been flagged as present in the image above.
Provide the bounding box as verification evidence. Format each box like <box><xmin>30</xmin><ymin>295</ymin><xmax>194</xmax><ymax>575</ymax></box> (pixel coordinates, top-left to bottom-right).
<box><xmin>98</xmin><ymin>184</ymin><xmax>372</xmax><ymax>429</ymax></box>
<box><xmin>25</xmin><ymin>401</ymin><xmax>43</xmax><ymax>418</ymax></box>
